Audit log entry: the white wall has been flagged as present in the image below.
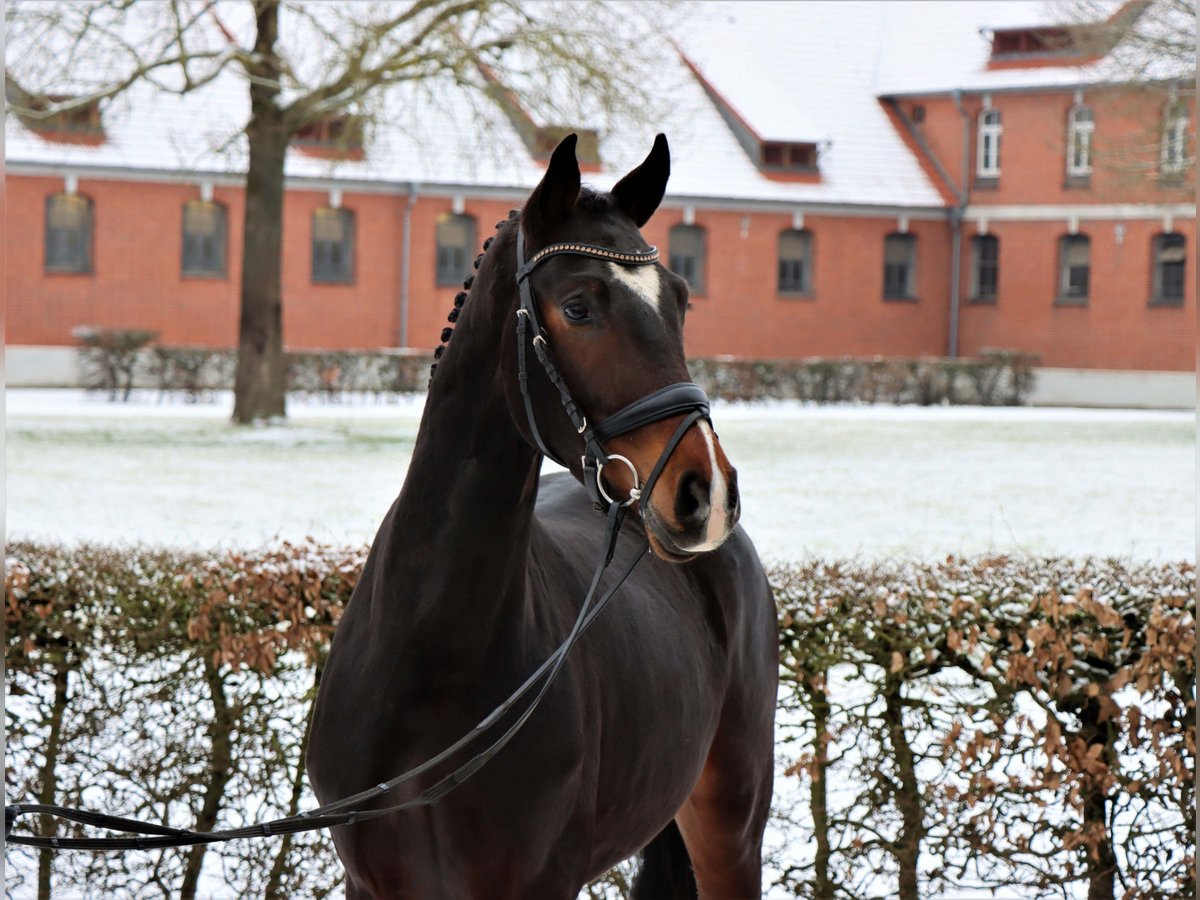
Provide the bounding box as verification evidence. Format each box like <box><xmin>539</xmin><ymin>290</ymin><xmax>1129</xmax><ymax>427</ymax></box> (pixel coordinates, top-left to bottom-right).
<box><xmin>1029</xmin><ymin>367</ymin><xmax>1196</xmax><ymax>410</ymax></box>
<box><xmin>5</xmin><ymin>346</ymin><xmax>80</xmax><ymax>387</ymax></box>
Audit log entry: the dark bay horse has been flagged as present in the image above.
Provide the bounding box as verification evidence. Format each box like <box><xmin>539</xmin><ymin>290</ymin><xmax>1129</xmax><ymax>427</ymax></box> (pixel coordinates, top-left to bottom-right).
<box><xmin>307</xmin><ymin>134</ymin><xmax>777</xmax><ymax>899</ymax></box>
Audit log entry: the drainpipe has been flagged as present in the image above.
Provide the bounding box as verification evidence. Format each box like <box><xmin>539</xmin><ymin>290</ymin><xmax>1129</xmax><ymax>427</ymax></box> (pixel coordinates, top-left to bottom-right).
<box><xmin>398</xmin><ymin>184</ymin><xmax>418</xmax><ymax>349</ymax></box>
<box><xmin>949</xmin><ymin>89</ymin><xmax>971</xmax><ymax>359</ymax></box>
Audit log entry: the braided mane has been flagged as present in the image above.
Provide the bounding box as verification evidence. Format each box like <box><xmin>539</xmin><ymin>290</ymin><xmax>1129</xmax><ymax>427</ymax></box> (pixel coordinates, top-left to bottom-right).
<box><xmin>429</xmin><ymin>207</ymin><xmax>520</xmax><ymax>384</ymax></box>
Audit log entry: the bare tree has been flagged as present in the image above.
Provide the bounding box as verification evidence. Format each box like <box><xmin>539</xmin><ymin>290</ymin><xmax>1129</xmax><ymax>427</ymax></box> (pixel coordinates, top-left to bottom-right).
<box><xmin>6</xmin><ymin>0</ymin><xmax>685</xmax><ymax>423</ymax></box>
<box><xmin>1060</xmin><ymin>0</ymin><xmax>1197</xmax><ymax>181</ymax></box>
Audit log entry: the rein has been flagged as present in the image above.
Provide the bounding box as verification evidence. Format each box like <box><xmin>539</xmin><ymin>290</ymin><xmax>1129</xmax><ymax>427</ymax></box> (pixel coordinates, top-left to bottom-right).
<box><xmin>5</xmin><ymin>223</ymin><xmax>713</xmax><ymax>853</ymax></box>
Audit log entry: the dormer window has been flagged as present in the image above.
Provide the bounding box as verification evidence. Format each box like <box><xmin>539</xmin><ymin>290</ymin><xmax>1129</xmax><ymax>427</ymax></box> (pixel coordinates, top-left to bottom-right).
<box><xmin>22</xmin><ymin>95</ymin><xmax>104</xmax><ymax>142</ymax></box>
<box><xmin>977</xmin><ymin>108</ymin><xmax>1002</xmax><ymax>179</ymax></box>
<box><xmin>294</xmin><ymin>115</ymin><xmax>364</xmax><ymax>159</ymax></box>
<box><xmin>532</xmin><ymin>127</ymin><xmax>601</xmax><ymax>168</ymax></box>
<box><xmin>761</xmin><ymin>142</ymin><xmax>817</xmax><ymax>172</ymax></box>
<box><xmin>991</xmin><ymin>26</ymin><xmax>1075</xmax><ymax>58</ymax></box>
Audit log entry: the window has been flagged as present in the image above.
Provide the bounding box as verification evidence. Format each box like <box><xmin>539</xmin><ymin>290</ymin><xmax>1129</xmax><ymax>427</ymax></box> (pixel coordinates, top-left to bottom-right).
<box><xmin>669</xmin><ymin>224</ymin><xmax>706</xmax><ymax>293</ymax></box>
<box><xmin>1162</xmin><ymin>103</ymin><xmax>1189</xmax><ymax>175</ymax></box>
<box><xmin>991</xmin><ymin>26</ymin><xmax>1075</xmax><ymax>58</ymax></box>
<box><xmin>294</xmin><ymin>115</ymin><xmax>364</xmax><ymax>159</ymax></box>
<box><xmin>435</xmin><ymin>213</ymin><xmax>476</xmax><ymax>286</ymax></box>
<box><xmin>1066</xmin><ymin>105</ymin><xmax>1093</xmax><ymax>177</ymax></box>
<box><xmin>977</xmin><ymin>108</ymin><xmax>1002</xmax><ymax>178</ymax></box>
<box><xmin>1057</xmin><ymin>234</ymin><xmax>1090</xmax><ymax>303</ymax></box>
<box><xmin>45</xmin><ymin>193</ymin><xmax>93</xmax><ymax>273</ymax></box>
<box><xmin>181</xmin><ymin>200</ymin><xmax>227</xmax><ymax>277</ymax></box>
<box><xmin>761</xmin><ymin>142</ymin><xmax>818</xmax><ymax>171</ymax></box>
<box><xmin>24</xmin><ymin>95</ymin><xmax>104</xmax><ymax>139</ymax></box>
<box><xmin>970</xmin><ymin>235</ymin><xmax>999</xmax><ymax>301</ymax></box>
<box><xmin>883</xmin><ymin>233</ymin><xmax>916</xmax><ymax>300</ymax></box>
<box><xmin>312</xmin><ymin>207</ymin><xmax>355</xmax><ymax>284</ymax></box>
<box><xmin>777</xmin><ymin>229</ymin><xmax>813</xmax><ymax>295</ymax></box>
<box><xmin>1151</xmin><ymin>233</ymin><xmax>1186</xmax><ymax>306</ymax></box>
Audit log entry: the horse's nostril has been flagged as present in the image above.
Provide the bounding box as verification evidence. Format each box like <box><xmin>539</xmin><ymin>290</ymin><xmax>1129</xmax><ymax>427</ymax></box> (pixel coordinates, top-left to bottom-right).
<box><xmin>726</xmin><ymin>471</ymin><xmax>739</xmax><ymax>511</ymax></box>
<box><xmin>675</xmin><ymin>471</ymin><xmax>710</xmax><ymax>528</ymax></box>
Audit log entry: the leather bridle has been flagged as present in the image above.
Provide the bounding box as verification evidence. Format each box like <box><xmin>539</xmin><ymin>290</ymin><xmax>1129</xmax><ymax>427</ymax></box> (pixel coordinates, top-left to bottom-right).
<box><xmin>5</xmin><ymin>223</ymin><xmax>718</xmax><ymax>853</ymax></box>
<box><xmin>514</xmin><ymin>226</ymin><xmax>711</xmax><ymax>518</ymax></box>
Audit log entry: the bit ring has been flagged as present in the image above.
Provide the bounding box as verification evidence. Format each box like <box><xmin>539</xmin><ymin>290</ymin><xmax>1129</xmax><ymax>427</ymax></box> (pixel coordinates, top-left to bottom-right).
<box><xmin>596</xmin><ymin>454</ymin><xmax>642</xmax><ymax>508</ymax></box>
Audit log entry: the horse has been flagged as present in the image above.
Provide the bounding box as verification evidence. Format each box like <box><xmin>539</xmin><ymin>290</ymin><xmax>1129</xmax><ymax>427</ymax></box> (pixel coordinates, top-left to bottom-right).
<box><xmin>307</xmin><ymin>133</ymin><xmax>777</xmax><ymax>899</ymax></box>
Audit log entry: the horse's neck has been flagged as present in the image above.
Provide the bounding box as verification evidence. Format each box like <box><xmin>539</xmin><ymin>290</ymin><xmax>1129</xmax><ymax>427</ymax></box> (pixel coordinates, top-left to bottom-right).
<box><xmin>365</xmin><ymin>283</ymin><xmax>541</xmax><ymax>644</ymax></box>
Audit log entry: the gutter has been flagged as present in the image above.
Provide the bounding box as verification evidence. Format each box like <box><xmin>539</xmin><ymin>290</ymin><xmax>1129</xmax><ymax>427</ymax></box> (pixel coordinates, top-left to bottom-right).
<box><xmin>949</xmin><ymin>89</ymin><xmax>971</xmax><ymax>359</ymax></box>
<box><xmin>398</xmin><ymin>184</ymin><xmax>418</xmax><ymax>349</ymax></box>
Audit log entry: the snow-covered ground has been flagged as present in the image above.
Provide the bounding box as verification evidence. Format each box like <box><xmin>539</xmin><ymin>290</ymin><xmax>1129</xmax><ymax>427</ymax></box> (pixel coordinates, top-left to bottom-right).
<box><xmin>6</xmin><ymin>389</ymin><xmax>1194</xmax><ymax>561</ymax></box>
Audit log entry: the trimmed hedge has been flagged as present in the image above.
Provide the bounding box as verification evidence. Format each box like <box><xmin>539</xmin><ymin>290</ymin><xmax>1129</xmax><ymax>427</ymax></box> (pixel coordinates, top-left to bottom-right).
<box><xmin>75</xmin><ymin>332</ymin><xmax>1038</xmax><ymax>406</ymax></box>
<box><xmin>5</xmin><ymin>544</ymin><xmax>1191</xmax><ymax>898</ymax></box>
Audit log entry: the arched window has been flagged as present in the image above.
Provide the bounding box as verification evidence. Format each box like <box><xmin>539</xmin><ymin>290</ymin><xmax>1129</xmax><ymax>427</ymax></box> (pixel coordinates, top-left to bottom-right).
<box><xmin>777</xmin><ymin>229</ymin><xmax>813</xmax><ymax>295</ymax></box>
<box><xmin>669</xmin><ymin>224</ymin><xmax>706</xmax><ymax>294</ymax></box>
<box><xmin>883</xmin><ymin>233</ymin><xmax>917</xmax><ymax>300</ymax></box>
<box><xmin>312</xmin><ymin>207</ymin><xmax>355</xmax><ymax>284</ymax></box>
<box><xmin>977</xmin><ymin>108</ymin><xmax>1002</xmax><ymax>178</ymax></box>
<box><xmin>970</xmin><ymin>234</ymin><xmax>999</xmax><ymax>302</ymax></box>
<box><xmin>1162</xmin><ymin>102</ymin><xmax>1189</xmax><ymax>175</ymax></box>
<box><xmin>45</xmin><ymin>192</ymin><xmax>93</xmax><ymax>274</ymax></box>
<box><xmin>181</xmin><ymin>200</ymin><xmax>227</xmax><ymax>277</ymax></box>
<box><xmin>1057</xmin><ymin>234</ymin><xmax>1090</xmax><ymax>303</ymax></box>
<box><xmin>435</xmin><ymin>213</ymin><xmax>476</xmax><ymax>286</ymax></box>
<box><xmin>1066</xmin><ymin>105</ymin><xmax>1093</xmax><ymax>177</ymax></box>
<box><xmin>1151</xmin><ymin>233</ymin><xmax>1186</xmax><ymax>306</ymax></box>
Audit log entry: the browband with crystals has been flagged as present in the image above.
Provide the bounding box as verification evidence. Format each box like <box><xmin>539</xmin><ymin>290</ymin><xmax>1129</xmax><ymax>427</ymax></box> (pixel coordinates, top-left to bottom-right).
<box><xmin>516</xmin><ymin>242</ymin><xmax>659</xmax><ymax>281</ymax></box>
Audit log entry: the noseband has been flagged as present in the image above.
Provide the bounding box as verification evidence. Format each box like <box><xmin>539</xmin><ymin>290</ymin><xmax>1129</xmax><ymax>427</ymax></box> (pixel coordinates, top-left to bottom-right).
<box><xmin>514</xmin><ymin>227</ymin><xmax>711</xmax><ymax>515</ymax></box>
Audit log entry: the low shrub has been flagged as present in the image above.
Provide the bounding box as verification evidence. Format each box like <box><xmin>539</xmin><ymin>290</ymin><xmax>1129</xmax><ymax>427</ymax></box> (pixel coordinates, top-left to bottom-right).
<box><xmin>73</xmin><ymin>340</ymin><xmax>1039</xmax><ymax>406</ymax></box>
<box><xmin>7</xmin><ymin>545</ymin><xmax>1187</xmax><ymax>898</ymax></box>
<box><xmin>73</xmin><ymin>327</ymin><xmax>159</xmax><ymax>401</ymax></box>
<box><xmin>686</xmin><ymin>350</ymin><xmax>1038</xmax><ymax>405</ymax></box>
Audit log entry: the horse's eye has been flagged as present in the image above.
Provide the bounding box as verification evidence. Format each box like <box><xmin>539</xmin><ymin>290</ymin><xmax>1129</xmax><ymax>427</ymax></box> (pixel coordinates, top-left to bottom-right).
<box><xmin>563</xmin><ymin>302</ymin><xmax>591</xmax><ymax>323</ymax></box>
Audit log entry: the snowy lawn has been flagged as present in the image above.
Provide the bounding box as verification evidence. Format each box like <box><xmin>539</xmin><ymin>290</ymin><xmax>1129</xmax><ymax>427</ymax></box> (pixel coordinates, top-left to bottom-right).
<box><xmin>6</xmin><ymin>388</ymin><xmax>1194</xmax><ymax>561</ymax></box>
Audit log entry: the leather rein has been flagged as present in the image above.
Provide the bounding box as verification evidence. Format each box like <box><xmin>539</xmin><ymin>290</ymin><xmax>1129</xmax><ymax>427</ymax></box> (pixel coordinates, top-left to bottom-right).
<box><xmin>5</xmin><ymin>224</ymin><xmax>713</xmax><ymax>852</ymax></box>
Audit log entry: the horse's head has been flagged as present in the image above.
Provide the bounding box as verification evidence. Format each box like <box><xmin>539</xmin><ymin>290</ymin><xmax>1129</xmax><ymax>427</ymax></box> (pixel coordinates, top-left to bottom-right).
<box><xmin>501</xmin><ymin>134</ymin><xmax>740</xmax><ymax>562</ymax></box>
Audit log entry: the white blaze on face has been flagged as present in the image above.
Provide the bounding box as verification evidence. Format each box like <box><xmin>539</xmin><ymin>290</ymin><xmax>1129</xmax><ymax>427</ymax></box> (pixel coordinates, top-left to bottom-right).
<box><xmin>686</xmin><ymin>420</ymin><xmax>731</xmax><ymax>552</ymax></box>
<box><xmin>608</xmin><ymin>262</ymin><xmax>662</xmax><ymax>315</ymax></box>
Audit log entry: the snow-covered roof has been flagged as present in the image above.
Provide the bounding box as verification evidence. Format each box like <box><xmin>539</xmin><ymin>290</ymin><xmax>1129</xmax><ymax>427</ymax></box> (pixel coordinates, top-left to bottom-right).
<box><xmin>875</xmin><ymin>0</ymin><xmax>1191</xmax><ymax>95</ymax></box>
<box><xmin>5</xmin><ymin>0</ymin><xmax>1179</xmax><ymax>211</ymax></box>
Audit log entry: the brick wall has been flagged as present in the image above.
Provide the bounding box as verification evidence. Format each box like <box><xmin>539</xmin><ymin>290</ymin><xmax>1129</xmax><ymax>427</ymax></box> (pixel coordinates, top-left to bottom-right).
<box><xmin>900</xmin><ymin>86</ymin><xmax>1196</xmax><ymax>204</ymax></box>
<box><xmin>959</xmin><ymin>216</ymin><xmax>1195</xmax><ymax>370</ymax></box>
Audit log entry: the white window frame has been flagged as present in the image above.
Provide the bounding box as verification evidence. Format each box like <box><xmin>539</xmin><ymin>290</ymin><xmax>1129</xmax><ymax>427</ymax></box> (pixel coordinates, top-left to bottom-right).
<box><xmin>1066</xmin><ymin>105</ymin><xmax>1093</xmax><ymax>177</ymax></box>
<box><xmin>1162</xmin><ymin>104</ymin><xmax>1189</xmax><ymax>174</ymax></box>
<box><xmin>977</xmin><ymin>108</ymin><xmax>1002</xmax><ymax>177</ymax></box>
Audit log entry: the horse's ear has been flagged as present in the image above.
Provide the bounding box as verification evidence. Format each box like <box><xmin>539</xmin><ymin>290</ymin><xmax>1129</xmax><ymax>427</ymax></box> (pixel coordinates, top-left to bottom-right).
<box><xmin>610</xmin><ymin>133</ymin><xmax>670</xmax><ymax>228</ymax></box>
<box><xmin>524</xmin><ymin>133</ymin><xmax>581</xmax><ymax>235</ymax></box>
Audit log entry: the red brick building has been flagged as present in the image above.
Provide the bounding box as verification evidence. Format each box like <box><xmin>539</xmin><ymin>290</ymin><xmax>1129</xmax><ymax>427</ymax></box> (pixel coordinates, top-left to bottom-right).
<box><xmin>6</xmin><ymin>1</ymin><xmax>1195</xmax><ymax>395</ymax></box>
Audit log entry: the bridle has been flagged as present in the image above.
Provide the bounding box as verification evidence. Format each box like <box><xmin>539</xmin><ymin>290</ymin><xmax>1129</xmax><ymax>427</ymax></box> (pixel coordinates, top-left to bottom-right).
<box><xmin>5</xmin><ymin>222</ymin><xmax>717</xmax><ymax>853</ymax></box>
<box><xmin>514</xmin><ymin>225</ymin><xmax>711</xmax><ymax>518</ymax></box>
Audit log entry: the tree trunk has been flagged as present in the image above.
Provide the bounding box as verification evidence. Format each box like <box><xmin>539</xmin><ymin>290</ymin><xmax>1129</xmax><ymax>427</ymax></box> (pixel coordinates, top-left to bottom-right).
<box><xmin>179</xmin><ymin>657</ymin><xmax>235</xmax><ymax>900</ymax></box>
<box><xmin>884</xmin><ymin>686</ymin><xmax>923</xmax><ymax>900</ymax></box>
<box><xmin>37</xmin><ymin>661</ymin><xmax>71</xmax><ymax>900</ymax></box>
<box><xmin>807</xmin><ymin>682</ymin><xmax>834</xmax><ymax>900</ymax></box>
<box><xmin>1079</xmin><ymin>699</ymin><xmax>1117</xmax><ymax>900</ymax></box>
<box><xmin>232</xmin><ymin>0</ymin><xmax>288</xmax><ymax>424</ymax></box>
